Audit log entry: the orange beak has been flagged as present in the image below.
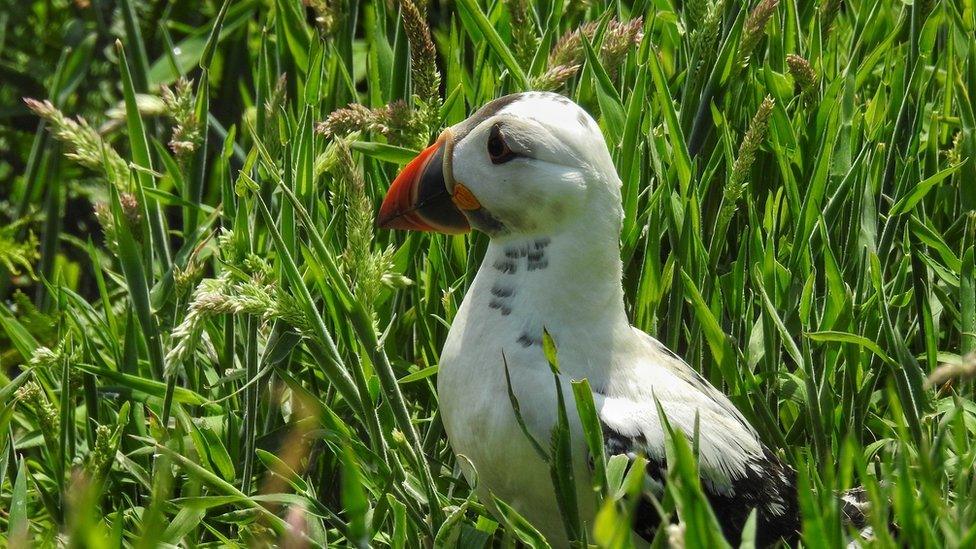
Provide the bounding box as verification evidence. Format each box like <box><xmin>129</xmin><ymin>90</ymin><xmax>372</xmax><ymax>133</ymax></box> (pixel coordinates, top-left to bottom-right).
<box><xmin>376</xmin><ymin>132</ymin><xmax>470</xmax><ymax>234</ymax></box>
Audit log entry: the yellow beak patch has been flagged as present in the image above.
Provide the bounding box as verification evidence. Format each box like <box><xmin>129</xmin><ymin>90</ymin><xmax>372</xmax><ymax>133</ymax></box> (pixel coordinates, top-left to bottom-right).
<box><xmin>452</xmin><ymin>183</ymin><xmax>481</xmax><ymax>211</ymax></box>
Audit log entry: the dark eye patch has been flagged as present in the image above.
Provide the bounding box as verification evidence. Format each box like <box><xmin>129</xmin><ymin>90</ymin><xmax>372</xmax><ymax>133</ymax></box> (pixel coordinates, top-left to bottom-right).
<box><xmin>487</xmin><ymin>123</ymin><xmax>518</xmax><ymax>164</ymax></box>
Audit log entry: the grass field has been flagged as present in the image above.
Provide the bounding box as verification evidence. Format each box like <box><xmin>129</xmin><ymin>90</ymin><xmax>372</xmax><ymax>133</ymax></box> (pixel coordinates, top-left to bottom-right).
<box><xmin>1</xmin><ymin>0</ymin><xmax>976</xmax><ymax>546</ymax></box>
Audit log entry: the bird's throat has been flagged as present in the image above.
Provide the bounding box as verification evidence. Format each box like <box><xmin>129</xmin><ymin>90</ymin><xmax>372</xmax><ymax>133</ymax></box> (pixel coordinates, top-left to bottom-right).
<box><xmin>474</xmin><ymin>230</ymin><xmax>630</xmax><ymax>346</ymax></box>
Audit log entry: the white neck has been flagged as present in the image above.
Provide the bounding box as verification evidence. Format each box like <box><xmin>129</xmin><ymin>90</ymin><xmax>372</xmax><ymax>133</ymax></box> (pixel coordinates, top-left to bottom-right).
<box><xmin>458</xmin><ymin>199</ymin><xmax>630</xmax><ymax>380</ymax></box>
<box><xmin>482</xmin><ymin>232</ymin><xmax>626</xmax><ymax>320</ymax></box>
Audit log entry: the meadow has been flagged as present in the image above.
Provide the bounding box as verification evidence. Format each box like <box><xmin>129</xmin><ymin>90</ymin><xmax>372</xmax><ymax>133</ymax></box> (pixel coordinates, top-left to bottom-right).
<box><xmin>1</xmin><ymin>0</ymin><xmax>975</xmax><ymax>546</ymax></box>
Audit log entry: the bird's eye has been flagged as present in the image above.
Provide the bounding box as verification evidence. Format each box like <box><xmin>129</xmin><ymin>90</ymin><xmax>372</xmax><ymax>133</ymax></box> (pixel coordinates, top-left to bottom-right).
<box><xmin>487</xmin><ymin>124</ymin><xmax>516</xmax><ymax>164</ymax></box>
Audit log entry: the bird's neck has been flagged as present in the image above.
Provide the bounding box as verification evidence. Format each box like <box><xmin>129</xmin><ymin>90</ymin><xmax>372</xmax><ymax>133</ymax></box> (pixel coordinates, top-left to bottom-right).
<box><xmin>475</xmin><ymin>219</ymin><xmax>630</xmax><ymax>342</ymax></box>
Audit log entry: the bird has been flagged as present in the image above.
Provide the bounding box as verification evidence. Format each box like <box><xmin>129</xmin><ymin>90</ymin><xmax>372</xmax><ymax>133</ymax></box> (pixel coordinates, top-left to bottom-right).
<box><xmin>376</xmin><ymin>91</ymin><xmax>801</xmax><ymax>546</ymax></box>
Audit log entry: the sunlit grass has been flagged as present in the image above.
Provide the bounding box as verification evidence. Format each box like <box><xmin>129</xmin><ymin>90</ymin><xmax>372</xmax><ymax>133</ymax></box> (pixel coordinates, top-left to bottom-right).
<box><xmin>1</xmin><ymin>0</ymin><xmax>975</xmax><ymax>547</ymax></box>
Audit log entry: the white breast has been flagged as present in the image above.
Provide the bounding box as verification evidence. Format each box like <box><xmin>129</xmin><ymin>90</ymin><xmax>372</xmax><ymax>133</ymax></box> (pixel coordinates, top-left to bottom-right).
<box><xmin>437</xmin><ymin>239</ymin><xmax>603</xmax><ymax>544</ymax></box>
<box><xmin>436</xmin><ymin>233</ymin><xmax>766</xmax><ymax>546</ymax></box>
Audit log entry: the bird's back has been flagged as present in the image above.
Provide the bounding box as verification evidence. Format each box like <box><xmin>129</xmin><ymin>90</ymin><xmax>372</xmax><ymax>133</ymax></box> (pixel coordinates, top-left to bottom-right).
<box><xmin>600</xmin><ymin>328</ymin><xmax>800</xmax><ymax>546</ymax></box>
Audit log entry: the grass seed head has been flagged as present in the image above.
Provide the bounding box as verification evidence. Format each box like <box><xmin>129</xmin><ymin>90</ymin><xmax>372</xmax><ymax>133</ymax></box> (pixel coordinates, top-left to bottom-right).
<box><xmin>305</xmin><ymin>0</ymin><xmax>345</xmax><ymax>34</ymax></box>
<box><xmin>317</xmin><ymin>1</ymin><xmax>440</xmax><ymax>147</ymax></box>
<box><xmin>93</xmin><ymin>202</ymin><xmax>118</xmax><ymax>251</ymax></box>
<box><xmin>376</xmin><ymin>100</ymin><xmax>422</xmax><ymax>139</ymax></box>
<box><xmin>399</xmin><ymin>0</ymin><xmax>440</xmax><ymax>110</ymax></box>
<box><xmin>730</xmin><ymin>95</ymin><xmax>775</xmax><ymax>191</ymax></box>
<box><xmin>174</xmin><ymin>260</ymin><xmax>203</xmax><ymax>296</ymax></box>
<box><xmin>95</xmin><ymin>192</ymin><xmax>144</xmax><ymax>248</ymax></box>
<box><xmin>505</xmin><ymin>0</ymin><xmax>539</xmax><ymax>66</ymax></box>
<box><xmin>161</xmin><ymin>77</ymin><xmax>202</xmax><ymax>158</ymax></box>
<box><xmin>317</xmin><ymin>104</ymin><xmax>376</xmax><ymax>138</ymax></box>
<box><xmin>737</xmin><ymin>0</ymin><xmax>780</xmax><ymax>67</ymax></box>
<box><xmin>261</xmin><ymin>74</ymin><xmax>289</xmax><ymax>147</ymax></box>
<box><xmin>787</xmin><ymin>54</ymin><xmax>818</xmax><ymax>94</ymax></box>
<box><xmin>24</xmin><ymin>98</ymin><xmax>129</xmax><ymax>190</ymax></box>
<box><xmin>820</xmin><ymin>0</ymin><xmax>842</xmax><ymax>32</ymax></box>
<box><xmin>28</xmin><ymin>345</ymin><xmax>61</xmax><ymax>369</ymax></box>
<box><xmin>317</xmin><ymin>101</ymin><xmax>423</xmax><ymax>147</ymax></box>
<box><xmin>15</xmin><ymin>381</ymin><xmax>60</xmax><ymax>445</ymax></box>
<box><xmin>787</xmin><ymin>54</ymin><xmax>819</xmax><ymax>107</ymax></box>
<box><xmin>15</xmin><ymin>380</ymin><xmax>41</xmax><ymax>402</ymax></box>
<box><xmin>691</xmin><ymin>0</ymin><xmax>725</xmax><ymax>60</ymax></box>
<box><xmin>119</xmin><ymin>192</ymin><xmax>143</xmax><ymax>235</ymax></box>
<box><xmin>947</xmin><ymin>131</ymin><xmax>964</xmax><ymax>166</ymax></box>
<box><xmin>84</xmin><ymin>424</ymin><xmax>116</xmax><ymax>482</ymax></box>
<box><xmin>168</xmin><ymin>272</ymin><xmax>313</xmax><ymax>370</ymax></box>
<box><xmin>716</xmin><ymin>95</ymin><xmax>775</xmax><ymax>238</ymax></box>
<box><xmin>531</xmin><ymin>64</ymin><xmax>583</xmax><ymax>92</ymax></box>
<box><xmin>331</xmin><ymin>141</ymin><xmax>397</xmax><ymax>316</ymax></box>
<box><xmin>534</xmin><ymin>17</ymin><xmax>643</xmax><ymax>90</ymax></box>
<box><xmin>685</xmin><ymin>0</ymin><xmax>709</xmax><ymax>27</ymax></box>
<box><xmin>548</xmin><ymin>17</ymin><xmax>644</xmax><ymax>69</ymax></box>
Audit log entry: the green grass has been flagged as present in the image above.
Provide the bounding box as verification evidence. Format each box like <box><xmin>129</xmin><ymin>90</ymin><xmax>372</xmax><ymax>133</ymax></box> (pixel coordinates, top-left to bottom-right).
<box><xmin>1</xmin><ymin>0</ymin><xmax>975</xmax><ymax>546</ymax></box>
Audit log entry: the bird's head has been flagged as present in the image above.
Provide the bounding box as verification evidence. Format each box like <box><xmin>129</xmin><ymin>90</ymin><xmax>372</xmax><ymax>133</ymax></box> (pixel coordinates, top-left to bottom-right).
<box><xmin>377</xmin><ymin>92</ymin><xmax>622</xmax><ymax>238</ymax></box>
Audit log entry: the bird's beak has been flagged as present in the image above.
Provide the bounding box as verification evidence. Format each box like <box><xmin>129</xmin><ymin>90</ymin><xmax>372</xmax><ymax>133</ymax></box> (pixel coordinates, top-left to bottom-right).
<box><xmin>376</xmin><ymin>130</ymin><xmax>471</xmax><ymax>234</ymax></box>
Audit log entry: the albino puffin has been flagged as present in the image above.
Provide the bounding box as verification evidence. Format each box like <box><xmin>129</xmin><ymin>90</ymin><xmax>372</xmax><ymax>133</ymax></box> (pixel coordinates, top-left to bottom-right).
<box><xmin>377</xmin><ymin>92</ymin><xmax>800</xmax><ymax>546</ymax></box>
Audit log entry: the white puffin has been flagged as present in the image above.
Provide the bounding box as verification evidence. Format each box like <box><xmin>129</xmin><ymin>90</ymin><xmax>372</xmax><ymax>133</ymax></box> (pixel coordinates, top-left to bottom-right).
<box><xmin>377</xmin><ymin>92</ymin><xmax>801</xmax><ymax>546</ymax></box>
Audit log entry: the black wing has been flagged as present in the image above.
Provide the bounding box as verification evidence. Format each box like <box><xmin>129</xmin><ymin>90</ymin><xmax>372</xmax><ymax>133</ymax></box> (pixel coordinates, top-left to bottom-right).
<box><xmin>599</xmin><ymin>421</ymin><xmax>800</xmax><ymax>547</ymax></box>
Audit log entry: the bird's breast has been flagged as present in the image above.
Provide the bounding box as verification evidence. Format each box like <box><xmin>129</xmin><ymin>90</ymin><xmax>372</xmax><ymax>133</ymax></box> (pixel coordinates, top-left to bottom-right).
<box><xmin>437</xmin><ymin>303</ymin><xmax>596</xmax><ymax>545</ymax></box>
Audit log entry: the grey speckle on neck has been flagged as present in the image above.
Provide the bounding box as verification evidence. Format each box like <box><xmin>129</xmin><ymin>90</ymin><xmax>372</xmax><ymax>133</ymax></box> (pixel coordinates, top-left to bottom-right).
<box><xmin>517</xmin><ymin>332</ymin><xmax>543</xmax><ymax>347</ymax></box>
<box><xmin>479</xmin><ymin>227</ymin><xmax>628</xmax><ymax>348</ymax></box>
<box><xmin>487</xmin><ymin>236</ymin><xmax>553</xmax><ymax>318</ymax></box>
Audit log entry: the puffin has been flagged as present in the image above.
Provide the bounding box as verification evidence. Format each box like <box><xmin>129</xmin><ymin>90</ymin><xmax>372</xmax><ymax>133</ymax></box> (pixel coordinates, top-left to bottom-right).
<box><xmin>376</xmin><ymin>92</ymin><xmax>800</xmax><ymax>546</ymax></box>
